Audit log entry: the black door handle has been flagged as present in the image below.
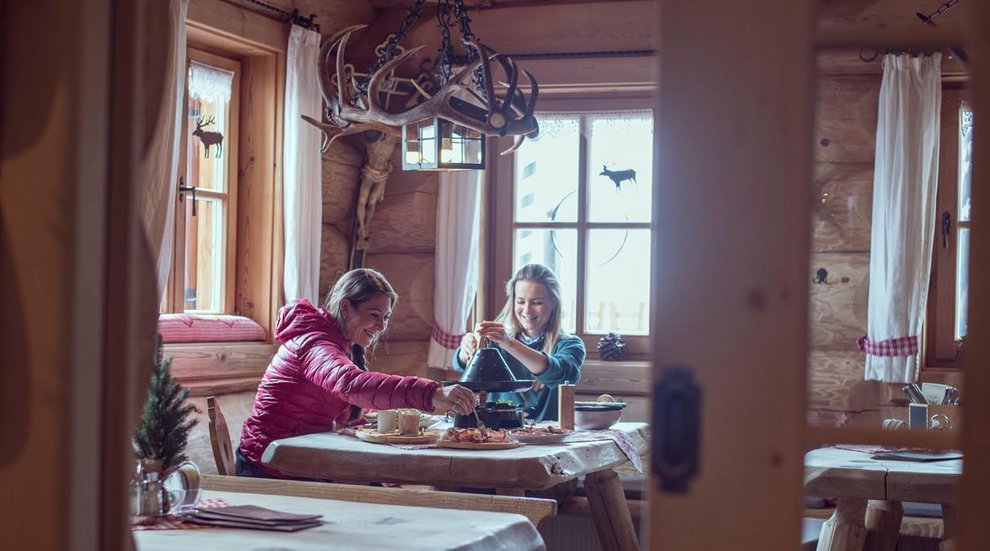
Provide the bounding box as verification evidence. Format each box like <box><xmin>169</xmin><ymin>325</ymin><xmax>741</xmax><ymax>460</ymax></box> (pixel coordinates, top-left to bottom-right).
<box><xmin>653</xmin><ymin>365</ymin><xmax>702</xmax><ymax>494</ymax></box>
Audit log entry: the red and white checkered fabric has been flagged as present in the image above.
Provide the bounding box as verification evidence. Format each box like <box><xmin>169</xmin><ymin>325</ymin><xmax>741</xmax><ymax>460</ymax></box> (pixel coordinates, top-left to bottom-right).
<box><xmin>857</xmin><ymin>335</ymin><xmax>919</xmax><ymax>357</ymax></box>
<box><xmin>430</xmin><ymin>323</ymin><xmax>463</xmax><ymax>350</ymax></box>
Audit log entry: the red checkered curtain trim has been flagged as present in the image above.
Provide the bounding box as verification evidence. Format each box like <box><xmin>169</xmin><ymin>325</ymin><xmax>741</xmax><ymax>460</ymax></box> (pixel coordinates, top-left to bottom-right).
<box><xmin>857</xmin><ymin>335</ymin><xmax>919</xmax><ymax>357</ymax></box>
<box><xmin>431</xmin><ymin>323</ymin><xmax>464</xmax><ymax>350</ymax></box>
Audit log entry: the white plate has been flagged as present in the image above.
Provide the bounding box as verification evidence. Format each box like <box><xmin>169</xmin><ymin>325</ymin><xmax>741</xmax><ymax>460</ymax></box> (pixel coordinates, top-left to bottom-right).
<box><xmin>509</xmin><ymin>429</ymin><xmax>572</xmax><ymax>444</ymax></box>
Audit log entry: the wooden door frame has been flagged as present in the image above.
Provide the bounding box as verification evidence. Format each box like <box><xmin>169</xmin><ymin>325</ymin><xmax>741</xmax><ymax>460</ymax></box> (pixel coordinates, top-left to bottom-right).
<box><xmin>649</xmin><ymin>1</ymin><xmax>814</xmax><ymax>548</ymax></box>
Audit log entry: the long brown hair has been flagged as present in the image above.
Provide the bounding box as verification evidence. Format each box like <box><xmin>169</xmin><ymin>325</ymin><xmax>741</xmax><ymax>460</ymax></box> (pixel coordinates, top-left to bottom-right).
<box><xmin>496</xmin><ymin>263</ymin><xmax>565</xmax><ymax>354</ymax></box>
<box><xmin>324</xmin><ymin>268</ymin><xmax>398</xmax><ymax>425</ymax></box>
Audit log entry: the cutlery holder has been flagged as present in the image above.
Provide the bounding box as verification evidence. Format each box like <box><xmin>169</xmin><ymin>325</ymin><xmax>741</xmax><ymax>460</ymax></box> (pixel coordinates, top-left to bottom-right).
<box><xmin>908</xmin><ymin>403</ymin><xmax>961</xmax><ymax>432</ymax></box>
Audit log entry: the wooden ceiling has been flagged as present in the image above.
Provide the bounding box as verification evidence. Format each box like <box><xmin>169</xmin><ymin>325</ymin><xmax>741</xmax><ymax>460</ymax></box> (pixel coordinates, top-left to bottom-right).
<box><xmin>366</xmin><ymin>0</ymin><xmax>625</xmax><ymax>8</ymax></box>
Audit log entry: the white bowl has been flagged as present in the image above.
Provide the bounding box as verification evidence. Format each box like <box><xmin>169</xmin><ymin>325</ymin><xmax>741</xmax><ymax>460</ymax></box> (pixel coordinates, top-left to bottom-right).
<box><xmin>574</xmin><ymin>402</ymin><xmax>625</xmax><ymax>430</ymax></box>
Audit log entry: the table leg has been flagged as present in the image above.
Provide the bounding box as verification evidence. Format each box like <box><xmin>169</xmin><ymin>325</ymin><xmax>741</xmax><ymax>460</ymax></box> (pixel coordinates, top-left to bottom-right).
<box><xmin>863</xmin><ymin>500</ymin><xmax>902</xmax><ymax>551</ymax></box>
<box><xmin>817</xmin><ymin>498</ymin><xmax>867</xmax><ymax>551</ymax></box>
<box><xmin>584</xmin><ymin>469</ymin><xmax>638</xmax><ymax>551</ymax></box>
<box><xmin>939</xmin><ymin>503</ymin><xmax>957</xmax><ymax>551</ymax></box>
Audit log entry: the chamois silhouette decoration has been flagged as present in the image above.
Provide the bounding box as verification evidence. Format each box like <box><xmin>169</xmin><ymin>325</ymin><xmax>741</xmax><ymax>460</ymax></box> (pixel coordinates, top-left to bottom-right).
<box><xmin>193</xmin><ymin>116</ymin><xmax>224</xmax><ymax>158</ymax></box>
<box><xmin>599</xmin><ymin>165</ymin><xmax>636</xmax><ymax>191</ymax></box>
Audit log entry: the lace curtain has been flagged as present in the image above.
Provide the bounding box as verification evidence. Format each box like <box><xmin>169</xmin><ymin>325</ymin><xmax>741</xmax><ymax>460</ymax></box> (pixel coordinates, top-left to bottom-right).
<box><xmin>188</xmin><ymin>60</ymin><xmax>234</xmax><ymax>103</ymax></box>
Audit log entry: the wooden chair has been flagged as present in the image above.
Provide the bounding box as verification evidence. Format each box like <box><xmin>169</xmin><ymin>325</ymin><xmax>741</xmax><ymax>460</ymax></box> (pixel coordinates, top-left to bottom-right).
<box><xmin>207</xmin><ymin>395</ymin><xmax>236</xmax><ymax>476</ymax></box>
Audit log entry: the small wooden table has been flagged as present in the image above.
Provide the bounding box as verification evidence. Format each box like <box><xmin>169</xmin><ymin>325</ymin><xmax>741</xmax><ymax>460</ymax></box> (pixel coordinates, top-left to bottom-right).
<box><xmin>262</xmin><ymin>422</ymin><xmax>650</xmax><ymax>551</ymax></box>
<box><xmin>133</xmin><ymin>489</ymin><xmax>545</xmax><ymax>550</ymax></box>
<box><xmin>805</xmin><ymin>446</ymin><xmax>962</xmax><ymax>551</ymax></box>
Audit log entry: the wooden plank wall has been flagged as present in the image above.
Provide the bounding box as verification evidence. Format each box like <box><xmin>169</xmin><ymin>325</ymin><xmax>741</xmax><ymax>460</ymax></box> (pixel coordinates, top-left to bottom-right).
<box><xmin>807</xmin><ymin>50</ymin><xmax>890</xmax><ymax>429</ymax></box>
<box><xmin>807</xmin><ymin>0</ymin><xmax>968</xmax><ymax>428</ymax></box>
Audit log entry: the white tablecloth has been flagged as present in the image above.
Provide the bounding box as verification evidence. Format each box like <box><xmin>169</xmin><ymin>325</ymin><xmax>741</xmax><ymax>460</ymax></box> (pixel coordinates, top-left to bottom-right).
<box><xmin>133</xmin><ymin>490</ymin><xmax>545</xmax><ymax>551</ymax></box>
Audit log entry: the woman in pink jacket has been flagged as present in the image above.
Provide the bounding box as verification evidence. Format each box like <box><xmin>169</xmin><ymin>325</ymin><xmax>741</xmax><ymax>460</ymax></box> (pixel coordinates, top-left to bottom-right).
<box><xmin>238</xmin><ymin>268</ymin><xmax>475</xmax><ymax>478</ymax></box>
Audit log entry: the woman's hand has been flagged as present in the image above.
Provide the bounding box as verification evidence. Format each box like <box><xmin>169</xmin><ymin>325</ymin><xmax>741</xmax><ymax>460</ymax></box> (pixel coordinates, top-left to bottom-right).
<box><xmin>458</xmin><ymin>332</ymin><xmax>479</xmax><ymax>365</ymax></box>
<box><xmin>433</xmin><ymin>384</ymin><xmax>476</xmax><ymax>416</ymax></box>
<box><xmin>475</xmin><ymin>321</ymin><xmax>512</xmax><ymax>349</ymax></box>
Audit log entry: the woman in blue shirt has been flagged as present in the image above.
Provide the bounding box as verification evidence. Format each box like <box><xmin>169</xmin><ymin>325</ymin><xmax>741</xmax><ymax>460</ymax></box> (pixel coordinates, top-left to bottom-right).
<box><xmin>453</xmin><ymin>263</ymin><xmax>585</xmax><ymax>421</ymax></box>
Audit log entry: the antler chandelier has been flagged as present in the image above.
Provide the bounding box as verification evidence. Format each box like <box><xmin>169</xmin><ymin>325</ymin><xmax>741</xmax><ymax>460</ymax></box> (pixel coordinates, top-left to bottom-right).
<box><xmin>303</xmin><ymin>0</ymin><xmax>539</xmax><ymax>171</ymax></box>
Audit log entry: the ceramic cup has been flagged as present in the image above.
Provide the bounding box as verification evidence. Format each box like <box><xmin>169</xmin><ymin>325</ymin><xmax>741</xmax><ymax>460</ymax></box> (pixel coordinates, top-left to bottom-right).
<box><xmin>398</xmin><ymin>410</ymin><xmax>421</xmax><ymax>436</ymax></box>
<box><xmin>377</xmin><ymin>409</ymin><xmax>399</xmax><ymax>434</ymax></box>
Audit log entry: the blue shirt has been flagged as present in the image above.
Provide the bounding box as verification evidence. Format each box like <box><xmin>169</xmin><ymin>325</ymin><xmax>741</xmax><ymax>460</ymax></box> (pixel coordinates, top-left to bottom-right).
<box><xmin>452</xmin><ymin>333</ymin><xmax>585</xmax><ymax>421</ymax></box>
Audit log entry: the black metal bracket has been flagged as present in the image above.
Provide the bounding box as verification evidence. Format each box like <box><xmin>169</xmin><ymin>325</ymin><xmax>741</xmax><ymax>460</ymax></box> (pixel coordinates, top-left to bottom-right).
<box><xmin>941</xmin><ymin>211</ymin><xmax>952</xmax><ymax>249</ymax></box>
<box><xmin>652</xmin><ymin>365</ymin><xmax>702</xmax><ymax>494</ymax></box>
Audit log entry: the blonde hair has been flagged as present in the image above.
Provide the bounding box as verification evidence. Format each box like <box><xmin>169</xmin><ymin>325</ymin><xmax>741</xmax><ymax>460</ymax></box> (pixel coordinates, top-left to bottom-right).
<box><xmin>496</xmin><ymin>263</ymin><xmax>564</xmax><ymax>354</ymax></box>
<box><xmin>324</xmin><ymin>268</ymin><xmax>398</xmax><ymax>353</ymax></box>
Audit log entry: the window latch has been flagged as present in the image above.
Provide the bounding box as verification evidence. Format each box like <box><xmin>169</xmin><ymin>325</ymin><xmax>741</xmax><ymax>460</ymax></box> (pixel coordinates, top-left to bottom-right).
<box><xmin>941</xmin><ymin>211</ymin><xmax>951</xmax><ymax>249</ymax></box>
<box><xmin>178</xmin><ymin>176</ymin><xmax>198</xmax><ymax>217</ymax></box>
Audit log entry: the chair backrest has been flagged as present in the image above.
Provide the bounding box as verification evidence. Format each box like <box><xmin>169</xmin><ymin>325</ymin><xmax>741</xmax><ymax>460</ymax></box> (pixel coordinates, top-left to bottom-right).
<box><xmin>207</xmin><ymin>396</ymin><xmax>236</xmax><ymax>476</ymax></box>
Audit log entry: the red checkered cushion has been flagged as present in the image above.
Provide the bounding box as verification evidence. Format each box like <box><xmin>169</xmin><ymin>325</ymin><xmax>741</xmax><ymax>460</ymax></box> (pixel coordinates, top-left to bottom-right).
<box><xmin>158</xmin><ymin>314</ymin><xmax>266</xmax><ymax>343</ymax></box>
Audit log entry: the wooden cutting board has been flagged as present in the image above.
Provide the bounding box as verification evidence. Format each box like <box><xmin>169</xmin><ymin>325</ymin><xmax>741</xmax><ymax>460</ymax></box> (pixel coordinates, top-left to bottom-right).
<box><xmin>355</xmin><ymin>429</ymin><xmax>440</xmax><ymax>445</ymax></box>
<box><xmin>436</xmin><ymin>440</ymin><xmax>521</xmax><ymax>450</ymax></box>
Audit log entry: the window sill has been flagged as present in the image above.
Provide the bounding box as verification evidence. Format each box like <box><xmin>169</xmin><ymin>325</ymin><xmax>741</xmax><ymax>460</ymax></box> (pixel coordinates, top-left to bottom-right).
<box><xmin>165</xmin><ymin>341</ymin><xmax>276</xmax><ymax>396</ymax></box>
<box><xmin>919</xmin><ymin>366</ymin><xmax>964</xmax><ymax>389</ymax></box>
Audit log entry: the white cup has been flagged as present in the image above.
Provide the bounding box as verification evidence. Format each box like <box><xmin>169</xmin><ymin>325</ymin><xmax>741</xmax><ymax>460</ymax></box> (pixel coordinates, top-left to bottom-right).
<box><xmin>377</xmin><ymin>410</ymin><xmax>399</xmax><ymax>434</ymax></box>
<box><xmin>398</xmin><ymin>410</ymin><xmax>421</xmax><ymax>435</ymax></box>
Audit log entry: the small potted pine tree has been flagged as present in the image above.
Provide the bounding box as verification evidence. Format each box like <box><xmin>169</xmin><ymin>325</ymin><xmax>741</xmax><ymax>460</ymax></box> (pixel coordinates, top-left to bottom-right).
<box><xmin>133</xmin><ymin>335</ymin><xmax>197</xmax><ymax>516</ymax></box>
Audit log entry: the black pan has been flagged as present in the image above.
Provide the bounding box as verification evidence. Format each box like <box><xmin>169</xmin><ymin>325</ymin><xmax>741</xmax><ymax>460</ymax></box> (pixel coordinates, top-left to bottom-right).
<box><xmin>442</xmin><ymin>380</ymin><xmax>535</xmax><ymax>393</ymax></box>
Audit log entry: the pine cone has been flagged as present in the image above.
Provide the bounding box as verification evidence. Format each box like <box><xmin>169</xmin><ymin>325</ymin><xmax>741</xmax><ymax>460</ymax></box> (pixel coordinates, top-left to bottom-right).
<box><xmin>597</xmin><ymin>332</ymin><xmax>626</xmax><ymax>361</ymax></box>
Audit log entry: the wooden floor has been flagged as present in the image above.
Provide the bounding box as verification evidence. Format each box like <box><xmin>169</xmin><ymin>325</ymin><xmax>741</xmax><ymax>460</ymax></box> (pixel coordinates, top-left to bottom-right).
<box><xmin>540</xmin><ymin>501</ymin><xmax>943</xmax><ymax>551</ymax></box>
<box><xmin>803</xmin><ymin>506</ymin><xmax>943</xmax><ymax>551</ymax></box>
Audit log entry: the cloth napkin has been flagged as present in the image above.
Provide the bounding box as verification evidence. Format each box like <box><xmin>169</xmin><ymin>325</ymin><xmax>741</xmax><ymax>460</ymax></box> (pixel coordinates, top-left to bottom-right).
<box><xmin>131</xmin><ymin>498</ymin><xmax>231</xmax><ymax>531</ymax></box>
<box><xmin>560</xmin><ymin>430</ymin><xmax>644</xmax><ymax>473</ymax></box>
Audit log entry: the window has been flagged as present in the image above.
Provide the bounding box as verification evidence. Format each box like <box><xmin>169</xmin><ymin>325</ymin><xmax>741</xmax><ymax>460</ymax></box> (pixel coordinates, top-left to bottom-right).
<box><xmin>927</xmin><ymin>86</ymin><xmax>972</xmax><ymax>368</ymax></box>
<box><xmin>161</xmin><ymin>48</ymin><xmax>240</xmax><ymax>314</ymax></box>
<box><xmin>493</xmin><ymin>110</ymin><xmax>654</xmax><ymax>356</ymax></box>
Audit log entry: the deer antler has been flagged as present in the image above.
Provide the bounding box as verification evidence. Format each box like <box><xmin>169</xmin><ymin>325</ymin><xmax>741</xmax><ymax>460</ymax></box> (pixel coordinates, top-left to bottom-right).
<box><xmin>304</xmin><ymin>26</ymin><xmax>540</xmax><ymax>155</ymax></box>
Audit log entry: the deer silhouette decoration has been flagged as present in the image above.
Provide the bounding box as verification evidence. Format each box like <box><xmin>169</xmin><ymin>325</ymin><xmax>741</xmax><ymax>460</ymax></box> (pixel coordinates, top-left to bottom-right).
<box><xmin>193</xmin><ymin>116</ymin><xmax>224</xmax><ymax>158</ymax></box>
<box><xmin>599</xmin><ymin>165</ymin><xmax>637</xmax><ymax>191</ymax></box>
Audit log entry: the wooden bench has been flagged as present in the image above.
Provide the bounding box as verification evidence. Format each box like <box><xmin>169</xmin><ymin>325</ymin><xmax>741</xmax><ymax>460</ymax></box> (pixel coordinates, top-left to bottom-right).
<box><xmin>200</xmin><ymin>474</ymin><xmax>557</xmax><ymax>528</ymax></box>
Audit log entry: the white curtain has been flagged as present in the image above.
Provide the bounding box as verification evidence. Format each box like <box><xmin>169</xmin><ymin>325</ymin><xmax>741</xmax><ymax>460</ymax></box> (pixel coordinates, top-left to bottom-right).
<box><xmin>283</xmin><ymin>25</ymin><xmax>323</xmax><ymax>303</ymax></box>
<box><xmin>428</xmin><ymin>171</ymin><xmax>482</xmax><ymax>368</ymax></box>
<box><xmin>861</xmin><ymin>53</ymin><xmax>942</xmax><ymax>382</ymax></box>
<box><xmin>142</xmin><ymin>0</ymin><xmax>188</xmax><ymax>301</ymax></box>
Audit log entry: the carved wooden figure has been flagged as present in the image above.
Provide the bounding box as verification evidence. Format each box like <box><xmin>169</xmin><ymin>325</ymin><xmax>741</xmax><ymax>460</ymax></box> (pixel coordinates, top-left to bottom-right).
<box><xmin>356</xmin><ymin>133</ymin><xmax>399</xmax><ymax>249</ymax></box>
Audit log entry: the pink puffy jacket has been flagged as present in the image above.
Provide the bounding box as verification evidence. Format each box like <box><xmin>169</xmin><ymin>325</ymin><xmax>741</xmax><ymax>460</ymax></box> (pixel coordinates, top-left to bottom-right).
<box><xmin>238</xmin><ymin>299</ymin><xmax>439</xmax><ymax>477</ymax></box>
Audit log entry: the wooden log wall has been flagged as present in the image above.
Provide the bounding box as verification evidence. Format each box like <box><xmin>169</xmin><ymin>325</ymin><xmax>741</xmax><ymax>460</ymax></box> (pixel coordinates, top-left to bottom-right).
<box><xmin>808</xmin><ymin>49</ymin><xmax>900</xmax><ymax>429</ymax></box>
<box><xmin>807</xmin><ymin>0</ymin><xmax>967</xmax><ymax>428</ymax></box>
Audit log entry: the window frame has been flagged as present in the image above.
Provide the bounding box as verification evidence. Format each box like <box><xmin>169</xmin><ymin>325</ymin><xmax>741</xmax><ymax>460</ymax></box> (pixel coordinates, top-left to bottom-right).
<box><xmin>925</xmin><ymin>83</ymin><xmax>971</xmax><ymax>370</ymax></box>
<box><xmin>489</xmin><ymin>97</ymin><xmax>655</xmax><ymax>359</ymax></box>
<box><xmin>162</xmin><ymin>47</ymin><xmax>241</xmax><ymax>315</ymax></box>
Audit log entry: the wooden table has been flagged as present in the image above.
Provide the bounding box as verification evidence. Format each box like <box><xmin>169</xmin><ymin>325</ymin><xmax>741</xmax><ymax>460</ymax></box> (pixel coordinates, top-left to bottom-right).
<box><xmin>805</xmin><ymin>447</ymin><xmax>962</xmax><ymax>551</ymax></box>
<box><xmin>133</xmin><ymin>489</ymin><xmax>545</xmax><ymax>551</ymax></box>
<box><xmin>262</xmin><ymin>422</ymin><xmax>650</xmax><ymax>551</ymax></box>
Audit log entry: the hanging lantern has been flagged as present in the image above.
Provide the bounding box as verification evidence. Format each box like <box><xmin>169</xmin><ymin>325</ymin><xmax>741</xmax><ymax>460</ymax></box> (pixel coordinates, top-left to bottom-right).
<box><xmin>402</xmin><ymin>117</ymin><xmax>485</xmax><ymax>171</ymax></box>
